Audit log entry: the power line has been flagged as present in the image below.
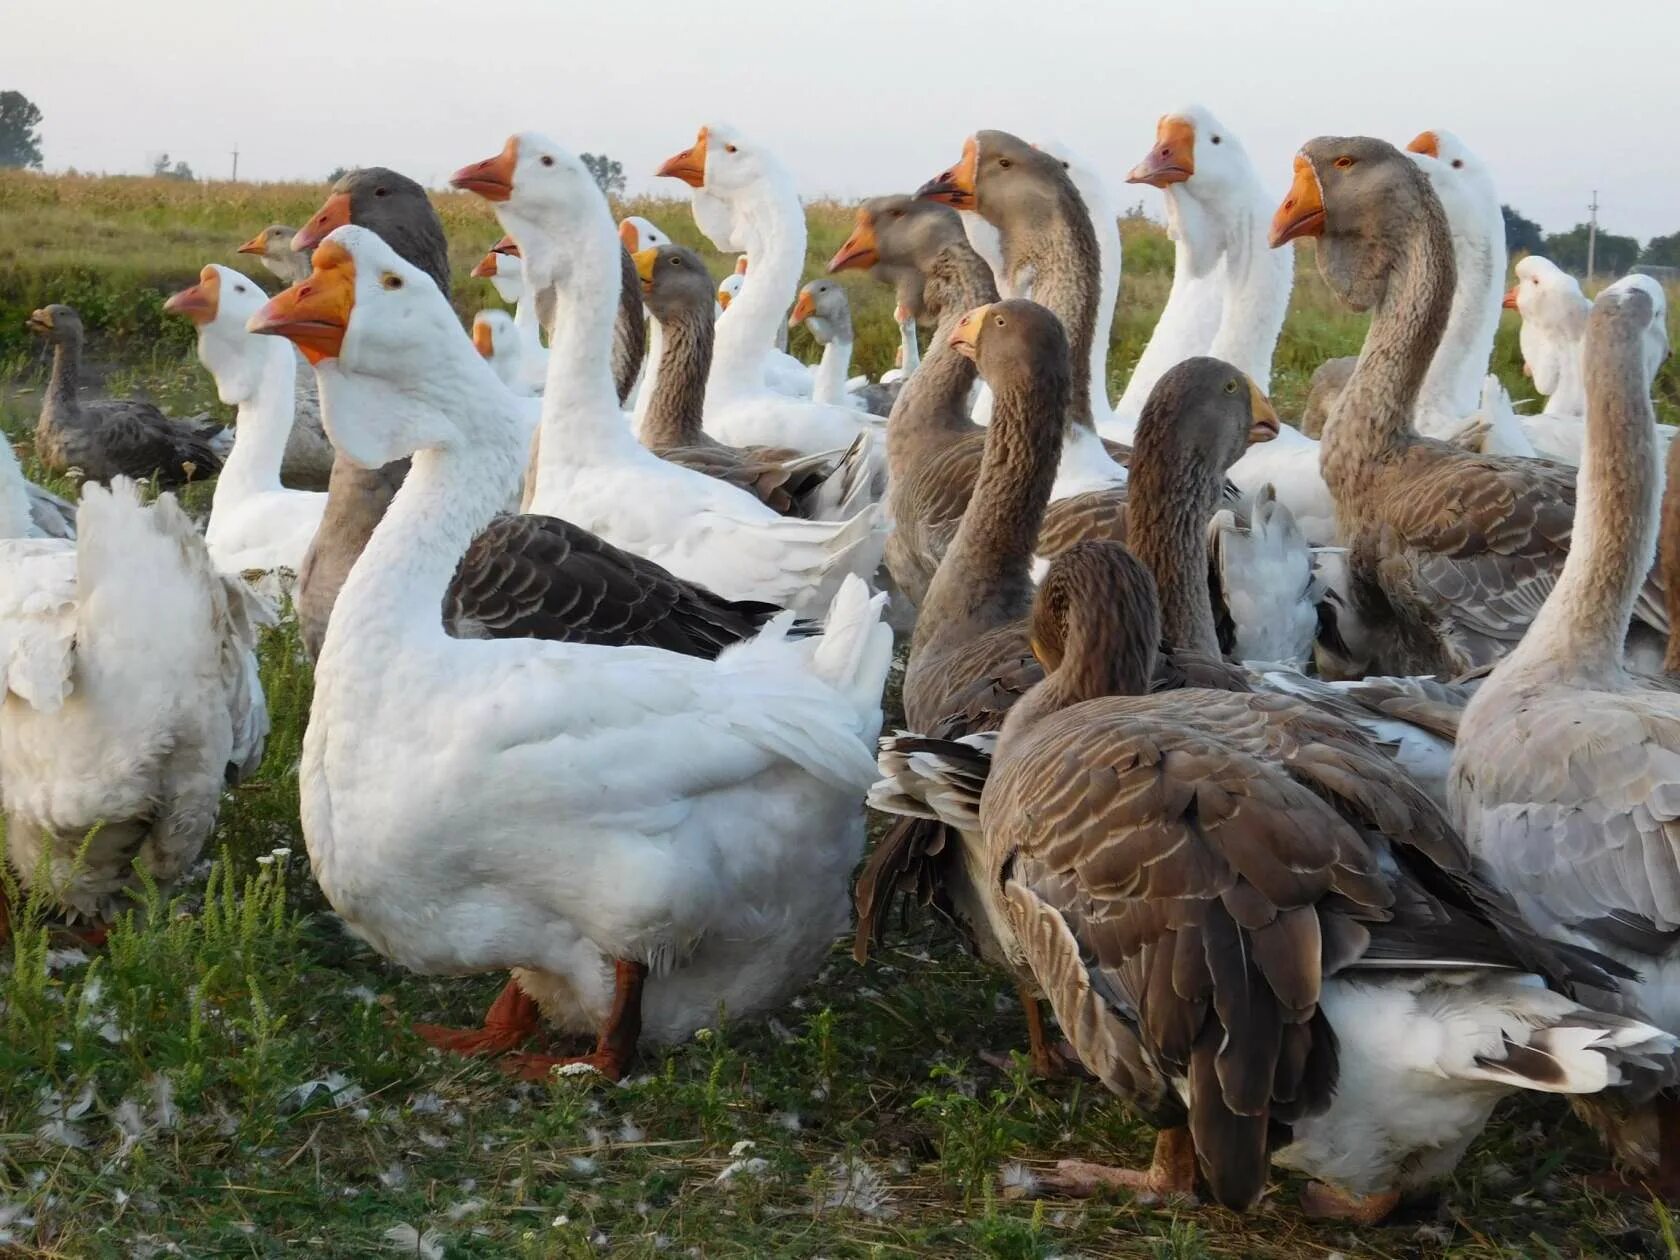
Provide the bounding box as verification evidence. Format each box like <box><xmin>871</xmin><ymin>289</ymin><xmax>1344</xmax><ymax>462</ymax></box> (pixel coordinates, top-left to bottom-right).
<box><xmin>1586</xmin><ymin>189</ymin><xmax>1599</xmax><ymax>284</ymax></box>
<box><xmin>231</xmin><ymin>143</ymin><xmax>239</xmax><ymax>183</ymax></box>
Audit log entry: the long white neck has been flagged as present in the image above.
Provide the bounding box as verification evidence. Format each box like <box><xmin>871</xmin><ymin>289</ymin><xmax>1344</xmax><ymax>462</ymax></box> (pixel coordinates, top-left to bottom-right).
<box><xmin>513</xmin><ymin>281</ymin><xmax>544</xmax><ymax>355</ymax></box>
<box><xmin>1115</xmin><ymin>188</ymin><xmax>1223</xmax><ymax>419</ymax></box>
<box><xmin>1205</xmin><ymin>180</ymin><xmax>1293</xmax><ymax>389</ymax></box>
<box><xmin>1085</xmin><ymin>184</ymin><xmax>1121</xmax><ymax>418</ymax></box>
<box><xmin>517</xmin><ymin>197</ymin><xmax>641</xmax><ymax>498</ymax></box>
<box><xmin>210</xmin><ymin>334</ymin><xmax>298</xmax><ymax>505</ymax></box>
<box><xmin>315</xmin><ymin>358</ymin><xmax>523</xmax><ymax>666</ymax></box>
<box><xmin>632</xmin><ymin>318</ymin><xmax>664</xmax><ymax>431</ymax></box>
<box><xmin>898</xmin><ymin>319</ymin><xmax>920</xmax><ymax>374</ymax></box>
<box><xmin>1499</xmin><ymin>326</ymin><xmax>1657</xmax><ymax>684</ymax></box>
<box><xmin>1417</xmin><ymin>198</ymin><xmax>1504</xmax><ymax>420</ymax></box>
<box><xmin>811</xmin><ymin>334</ymin><xmax>852</xmax><ymax>405</ymax></box>
<box><xmin>0</xmin><ymin>438</ymin><xmax>34</xmax><ymax>539</ymax></box>
<box><xmin>706</xmin><ymin>175</ymin><xmax>804</xmax><ymax>408</ymax></box>
<box><xmin>1527</xmin><ymin>320</ymin><xmax>1588</xmax><ymax>416</ymax></box>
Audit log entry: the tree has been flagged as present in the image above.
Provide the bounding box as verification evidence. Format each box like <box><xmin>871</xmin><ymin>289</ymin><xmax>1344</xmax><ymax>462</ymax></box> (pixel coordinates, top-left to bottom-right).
<box><xmin>580</xmin><ymin>152</ymin><xmax>625</xmax><ymax>197</ymax></box>
<box><xmin>1501</xmin><ymin>204</ymin><xmax>1544</xmax><ymax>257</ymax></box>
<box><xmin>150</xmin><ymin>152</ymin><xmax>196</xmax><ymax>181</ymax></box>
<box><xmin>0</xmin><ymin>89</ymin><xmax>44</xmax><ymax>169</ymax></box>
<box><xmin>1542</xmin><ymin>222</ymin><xmax>1641</xmax><ymax>277</ymax></box>
<box><xmin>1643</xmin><ymin>232</ymin><xmax>1680</xmax><ymax>268</ymax></box>
<box><xmin>326</xmin><ymin>166</ymin><xmax>350</xmax><ymax>184</ymax></box>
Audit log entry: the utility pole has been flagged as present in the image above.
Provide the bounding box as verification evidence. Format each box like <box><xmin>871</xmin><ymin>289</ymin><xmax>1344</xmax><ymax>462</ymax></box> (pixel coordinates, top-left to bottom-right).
<box><xmin>1586</xmin><ymin>189</ymin><xmax>1599</xmax><ymax>284</ymax></box>
<box><xmin>231</xmin><ymin>143</ymin><xmax>239</xmax><ymax>183</ymax></box>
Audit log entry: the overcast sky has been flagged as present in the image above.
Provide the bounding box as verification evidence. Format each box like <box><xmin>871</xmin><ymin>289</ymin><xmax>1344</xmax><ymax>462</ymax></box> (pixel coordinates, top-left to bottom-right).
<box><xmin>4</xmin><ymin>0</ymin><xmax>1677</xmax><ymax>240</ymax></box>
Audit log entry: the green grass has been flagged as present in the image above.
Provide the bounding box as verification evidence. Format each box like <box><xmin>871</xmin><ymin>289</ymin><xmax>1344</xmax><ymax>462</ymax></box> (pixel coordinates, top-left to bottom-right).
<box><xmin>5</xmin><ymin>173</ymin><xmax>1680</xmax><ymax>1257</ymax></box>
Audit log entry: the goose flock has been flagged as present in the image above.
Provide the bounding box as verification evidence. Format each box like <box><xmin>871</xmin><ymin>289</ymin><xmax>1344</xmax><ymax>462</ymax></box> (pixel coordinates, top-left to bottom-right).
<box><xmin>3</xmin><ymin>109</ymin><xmax>1679</xmax><ymax>1223</ymax></box>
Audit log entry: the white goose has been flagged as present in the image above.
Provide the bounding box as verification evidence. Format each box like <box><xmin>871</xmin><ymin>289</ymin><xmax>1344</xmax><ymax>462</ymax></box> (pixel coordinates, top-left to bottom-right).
<box><xmin>254</xmin><ymin>225</ymin><xmax>891</xmax><ymax>1078</ymax></box>
<box><xmin>1405</xmin><ymin>130</ymin><xmax>1535</xmax><ymax>457</ymax></box>
<box><xmin>450</xmin><ymin>132</ymin><xmax>886</xmax><ymax>618</ymax></box>
<box><xmin>164</xmin><ymin>265</ymin><xmax>326</xmax><ymax>588</ymax></box>
<box><xmin>471</xmin><ymin>238</ymin><xmax>548</xmax><ymax>394</ymax></box>
<box><xmin>657</xmin><ymin>125</ymin><xmax>883</xmax><ymax>454</ymax></box>
<box><xmin>0</xmin><ymin>477</ymin><xmax>269</xmax><ymax>935</ymax></box>
<box><xmin>0</xmin><ymin>440</ymin><xmax>75</xmax><ymax>541</ymax></box>
<box><xmin>471</xmin><ymin>309</ymin><xmax>530</xmax><ymax>395</ymax></box>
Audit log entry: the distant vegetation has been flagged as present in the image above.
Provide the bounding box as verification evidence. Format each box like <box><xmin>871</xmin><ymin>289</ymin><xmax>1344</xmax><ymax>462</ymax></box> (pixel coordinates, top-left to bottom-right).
<box><xmin>0</xmin><ymin>88</ymin><xmax>43</xmax><ymax>169</ymax></box>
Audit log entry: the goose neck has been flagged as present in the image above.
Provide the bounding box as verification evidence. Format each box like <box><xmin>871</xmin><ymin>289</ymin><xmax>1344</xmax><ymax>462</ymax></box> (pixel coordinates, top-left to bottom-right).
<box><xmin>811</xmin><ymin>334</ymin><xmax>853</xmax><ymax>405</ymax></box>
<box><xmin>1206</xmin><ymin>184</ymin><xmax>1293</xmax><ymax>389</ymax></box>
<box><xmin>640</xmin><ymin>307</ymin><xmax>712</xmax><ymax>447</ymax></box>
<box><xmin>1008</xmin><ymin>200</ymin><xmax>1096</xmax><ymax>430</ymax></box>
<box><xmin>1417</xmin><ymin>217</ymin><xmax>1502</xmax><ymax>420</ymax></box>
<box><xmin>1127</xmin><ymin>445</ymin><xmax>1220</xmax><ymax>656</ymax></box>
<box><xmin>885</xmin><ymin>306</ymin><xmax>981</xmax><ymax>483</ymax></box>
<box><xmin>45</xmin><ymin>329</ymin><xmax>82</xmax><ymax>418</ymax></box>
<box><xmin>1115</xmin><ymin>192</ymin><xmax>1223</xmax><ymax>415</ymax></box>
<box><xmin>211</xmin><ymin>336</ymin><xmax>298</xmax><ymax>503</ymax></box>
<box><xmin>1320</xmin><ymin>215</ymin><xmax>1453</xmax><ymax>505</ymax></box>
<box><xmin>709</xmin><ymin>184</ymin><xmax>805</xmax><ymax>399</ymax></box>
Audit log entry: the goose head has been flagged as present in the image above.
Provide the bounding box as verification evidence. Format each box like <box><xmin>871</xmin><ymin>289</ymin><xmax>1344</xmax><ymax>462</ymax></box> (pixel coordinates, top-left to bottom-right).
<box><xmin>250</xmin><ymin>227</ymin><xmax>477</xmax><ymax>467</ymax></box>
<box><xmin>1133</xmin><ymin>355</ymin><xmax>1280</xmax><ymax>485</ymax></box>
<box><xmin>618</xmin><ymin>216</ymin><xmax>671</xmax><ymax>253</ymax></box>
<box><xmin>24</xmin><ymin>303</ymin><xmax>83</xmax><ymax>345</ymax></box>
<box><xmin>164</xmin><ymin>263</ymin><xmax>274</xmax><ymax>404</ymax></box>
<box><xmin>472</xmin><ymin>238</ymin><xmax>527</xmax><ymax>305</ymax></box>
<box><xmin>634</xmin><ymin>243</ymin><xmax>715</xmax><ymax>325</ymax></box>
<box><xmin>1604</xmin><ymin>273</ymin><xmax>1672</xmax><ymax>388</ymax></box>
<box><xmin>716</xmin><ymin>269</ymin><xmax>745</xmax><ymax>311</ymax></box>
<box><xmin>1404</xmin><ymin>129</ymin><xmax>1500</xmax><ymax>246</ymax></box>
<box><xmin>1509</xmin><ymin>255</ymin><xmax>1590</xmax><ymax>377</ymax></box>
<box><xmin>237</xmin><ymin>224</ymin><xmax>308</xmax><ymax>281</ymax></box>
<box><xmin>1126</xmin><ymin>105</ymin><xmax>1253</xmax><ymax>203</ymax></box>
<box><xmin>452</xmin><ymin>133</ymin><xmax>611</xmax><ymax>285</ymax></box>
<box><xmin>788</xmin><ymin>279</ymin><xmax>851</xmax><ymax>343</ymax></box>
<box><xmin>655</xmin><ymin>124</ymin><xmax>777</xmax><ymax>252</ymax></box>
<box><xmin>1271</xmin><ymin>136</ymin><xmax>1437</xmax><ymax>311</ymax></box>
<box><xmin>471</xmin><ymin>309</ymin><xmax>524</xmax><ymax>389</ymax></box>
<box><xmin>919</xmin><ymin>130</ymin><xmax>1065</xmax><ymax>230</ymax></box>
<box><xmin>949</xmin><ymin>297</ymin><xmax>1069</xmax><ymax>399</ymax></box>
<box><xmin>826</xmin><ymin>195</ymin><xmax>959</xmax><ymax>314</ymax></box>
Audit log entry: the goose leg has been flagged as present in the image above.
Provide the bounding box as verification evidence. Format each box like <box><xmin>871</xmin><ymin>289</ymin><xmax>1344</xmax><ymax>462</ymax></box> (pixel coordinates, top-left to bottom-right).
<box><xmin>1040</xmin><ymin>1127</ymin><xmax>1199</xmax><ymax>1201</ymax></box>
<box><xmin>414</xmin><ymin>977</ymin><xmax>542</xmax><ymax>1056</ymax></box>
<box><xmin>980</xmin><ymin>980</ymin><xmax>1074</xmax><ymax>1079</ymax></box>
<box><xmin>1586</xmin><ymin>1096</ymin><xmax>1680</xmax><ymax>1201</ymax></box>
<box><xmin>503</xmin><ymin>960</ymin><xmax>647</xmax><ymax>1083</ymax></box>
<box><xmin>1298</xmin><ymin>1181</ymin><xmax>1402</xmax><ymax>1224</ymax></box>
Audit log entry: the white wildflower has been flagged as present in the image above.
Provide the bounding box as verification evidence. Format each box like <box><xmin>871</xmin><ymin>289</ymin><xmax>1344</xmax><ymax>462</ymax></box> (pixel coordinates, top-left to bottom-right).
<box><xmin>381</xmin><ymin>1224</ymin><xmax>445</xmax><ymax>1260</ymax></box>
<box><xmin>551</xmin><ymin>1214</ymin><xmax>570</xmax><ymax>1227</ymax></box>
<box><xmin>256</xmin><ymin>855</ymin><xmax>275</xmax><ymax>867</ymax></box>
<box><xmin>553</xmin><ymin>1061</ymin><xmax>600</xmax><ymax>1079</ymax></box>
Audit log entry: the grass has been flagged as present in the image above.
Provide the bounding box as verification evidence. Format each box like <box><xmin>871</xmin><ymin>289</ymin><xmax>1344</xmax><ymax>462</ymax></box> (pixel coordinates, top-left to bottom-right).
<box><xmin>4</xmin><ymin>173</ymin><xmax>1680</xmax><ymax>1257</ymax></box>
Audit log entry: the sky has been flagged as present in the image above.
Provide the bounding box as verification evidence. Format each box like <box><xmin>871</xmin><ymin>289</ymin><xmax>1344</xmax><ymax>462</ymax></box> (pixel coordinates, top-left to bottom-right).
<box><xmin>4</xmin><ymin>0</ymin><xmax>1678</xmax><ymax>241</ymax></box>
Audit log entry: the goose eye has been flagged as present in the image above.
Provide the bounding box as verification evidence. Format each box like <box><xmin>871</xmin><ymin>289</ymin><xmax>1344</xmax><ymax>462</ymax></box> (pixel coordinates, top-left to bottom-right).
<box><xmin>670</xmin><ymin>256</ymin><xmax>682</xmax><ymax>266</ymax></box>
<box><xmin>998</xmin><ymin>157</ymin><xmax>1012</xmax><ymax>169</ymax></box>
<box><xmin>993</xmin><ymin>314</ymin><xmax>1005</xmax><ymax>327</ymax></box>
<box><xmin>1333</xmin><ymin>156</ymin><xmax>1355</xmax><ymax>170</ymax></box>
<box><xmin>1225</xmin><ymin>380</ymin><xmax>1238</xmax><ymax>394</ymax></box>
<box><xmin>890</xmin><ymin>208</ymin><xmax>904</xmax><ymax>218</ymax></box>
<box><xmin>541</xmin><ymin>155</ymin><xmax>556</xmax><ymax>167</ymax></box>
<box><xmin>235</xmin><ymin>285</ymin><xmax>247</xmax><ymax>293</ymax></box>
<box><xmin>1211</xmin><ymin>135</ymin><xmax>1222</xmax><ymax>144</ymax></box>
<box><xmin>374</xmin><ymin>187</ymin><xmax>388</xmax><ymax>197</ymax></box>
<box><xmin>381</xmin><ymin>273</ymin><xmax>402</xmax><ymax>290</ymax></box>
<box><xmin>1450</xmin><ymin>158</ymin><xmax>1463</xmax><ymax>169</ymax></box>
<box><xmin>725</xmin><ymin>144</ymin><xmax>738</xmax><ymax>154</ymax></box>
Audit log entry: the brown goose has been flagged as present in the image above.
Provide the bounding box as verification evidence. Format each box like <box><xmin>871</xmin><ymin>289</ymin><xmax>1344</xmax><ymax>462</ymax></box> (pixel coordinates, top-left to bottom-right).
<box><xmin>975</xmin><ymin>538</ymin><xmax>1663</xmax><ymax>1216</ymax></box>
<box><xmin>918</xmin><ymin>130</ymin><xmax>1132</xmax><ymax>493</ymax></box>
<box><xmin>1270</xmin><ymin>136</ymin><xmax>1669</xmax><ymax>677</ymax></box>
<box><xmin>289</xmin><ymin>171</ymin><xmax>779</xmax><ymax>668</ymax></box>
<box><xmin>634</xmin><ymin>244</ymin><xmax>871</xmax><ymax>520</ymax></box>
<box><xmin>27</xmin><ymin>304</ymin><xmax>224</xmax><ymax>488</ymax></box>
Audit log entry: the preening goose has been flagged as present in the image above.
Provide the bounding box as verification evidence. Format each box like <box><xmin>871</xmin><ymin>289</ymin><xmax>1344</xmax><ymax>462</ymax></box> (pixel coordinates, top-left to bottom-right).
<box><xmin>254</xmin><ymin>226</ymin><xmax>891</xmax><ymax>1079</ymax></box>
<box><xmin>636</xmin><ymin>243</ymin><xmax>871</xmax><ymax>519</ymax></box>
<box><xmin>0</xmin><ymin>478</ymin><xmax>270</xmax><ymax>939</ymax></box>
<box><xmin>1453</xmin><ymin>283</ymin><xmax>1680</xmax><ymax>1192</ymax></box>
<box><xmin>657</xmin><ymin>125</ymin><xmax>884</xmax><ymax>453</ymax></box>
<box><xmin>1270</xmin><ymin>136</ymin><xmax>1670</xmax><ymax>677</ymax></box>
<box><xmin>453</xmin><ymin>131</ymin><xmax>886</xmax><ymax>618</ymax></box>
<box><xmin>918</xmin><ymin>130</ymin><xmax>1128</xmax><ymax>500</ymax></box>
<box><xmin>972</xmin><ymin>538</ymin><xmax>1669</xmax><ymax>1217</ymax></box>
<box><xmin>164</xmin><ymin>265</ymin><xmax>326</xmax><ymax>587</ymax></box>
<box><xmin>28</xmin><ymin>305</ymin><xmax>225</xmax><ymax>488</ymax></box>
<box><xmin>237</xmin><ymin>224</ymin><xmax>311</xmax><ymax>284</ymax></box>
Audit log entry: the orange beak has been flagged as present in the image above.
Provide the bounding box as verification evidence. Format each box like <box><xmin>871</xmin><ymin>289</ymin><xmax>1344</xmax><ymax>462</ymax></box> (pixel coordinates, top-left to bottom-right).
<box><xmin>1269</xmin><ymin>155</ymin><xmax>1327</xmax><ymax>248</ymax></box>
<box><xmin>1502</xmin><ymin>285</ymin><xmax>1520</xmax><ymax>311</ymax></box>
<box><xmin>292</xmin><ymin>191</ymin><xmax>351</xmax><ymax>253</ymax></box>
<box><xmin>632</xmin><ymin>246</ymin><xmax>659</xmax><ymax>292</ymax></box>
<box><xmin>656</xmin><ymin>128</ymin><xmax>709</xmax><ymax>188</ymax></box>
<box><xmin>451</xmin><ymin>137</ymin><xmax>519</xmax><ymax>202</ymax></box>
<box><xmin>618</xmin><ymin>220</ymin><xmax>641</xmax><ymax>251</ymax></box>
<box><xmin>827</xmin><ymin>211</ymin><xmax>880</xmax><ymax>273</ymax></box>
<box><xmin>1127</xmin><ymin>116</ymin><xmax>1195</xmax><ymax>187</ymax></box>
<box><xmin>1246</xmin><ymin>379</ymin><xmax>1279</xmax><ymax>444</ymax></box>
<box><xmin>734</xmin><ymin>256</ymin><xmax>749</xmax><ymax>275</ymax></box>
<box><xmin>1405</xmin><ymin>130</ymin><xmax>1440</xmax><ymax>159</ymax></box>
<box><xmin>236</xmin><ymin>230</ymin><xmax>269</xmax><ymax>256</ymax></box>
<box><xmin>249</xmin><ymin>241</ymin><xmax>356</xmax><ymax>365</ymax></box>
<box><xmin>471</xmin><ymin>250</ymin><xmax>500</xmax><ymax>279</ymax></box>
<box><xmin>491</xmin><ymin>234</ymin><xmax>520</xmax><ymax>257</ymax></box>
<box><xmin>472</xmin><ymin>319</ymin><xmax>495</xmax><ymax>359</ymax></box>
<box><xmin>789</xmin><ymin>290</ymin><xmax>816</xmax><ymax>325</ymax></box>
<box><xmin>918</xmin><ymin>135</ymin><xmax>979</xmax><ymax>210</ymax></box>
<box><xmin>164</xmin><ymin>266</ymin><xmax>222</xmax><ymax>325</ymax></box>
<box><xmin>950</xmin><ymin>303</ymin><xmax>990</xmax><ymax>359</ymax></box>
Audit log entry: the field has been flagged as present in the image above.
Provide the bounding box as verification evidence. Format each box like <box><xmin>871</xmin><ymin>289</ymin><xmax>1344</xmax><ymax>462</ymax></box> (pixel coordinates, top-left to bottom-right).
<box><xmin>3</xmin><ymin>171</ymin><xmax>1680</xmax><ymax>1258</ymax></box>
